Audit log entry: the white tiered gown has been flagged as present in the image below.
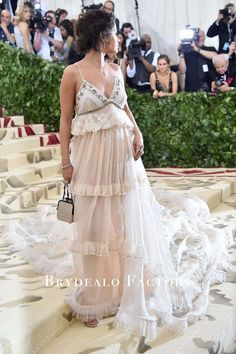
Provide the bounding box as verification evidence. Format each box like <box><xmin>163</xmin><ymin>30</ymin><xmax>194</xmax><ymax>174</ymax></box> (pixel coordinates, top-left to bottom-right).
<box><xmin>2</xmin><ymin>66</ymin><xmax>232</xmax><ymax>340</ymax></box>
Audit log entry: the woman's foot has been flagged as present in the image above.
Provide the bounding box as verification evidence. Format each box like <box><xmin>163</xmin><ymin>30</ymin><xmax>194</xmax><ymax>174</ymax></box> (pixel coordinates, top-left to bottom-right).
<box><xmin>84</xmin><ymin>319</ymin><xmax>98</xmax><ymax>328</ymax></box>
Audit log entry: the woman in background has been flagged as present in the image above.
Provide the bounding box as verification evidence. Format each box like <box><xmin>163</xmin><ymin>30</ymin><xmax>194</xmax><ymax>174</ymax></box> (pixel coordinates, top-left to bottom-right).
<box><xmin>14</xmin><ymin>2</ymin><xmax>34</xmax><ymax>54</ymax></box>
<box><xmin>150</xmin><ymin>54</ymin><xmax>177</xmax><ymax>98</ymax></box>
<box><xmin>58</xmin><ymin>19</ymin><xmax>75</xmax><ymax>64</ymax></box>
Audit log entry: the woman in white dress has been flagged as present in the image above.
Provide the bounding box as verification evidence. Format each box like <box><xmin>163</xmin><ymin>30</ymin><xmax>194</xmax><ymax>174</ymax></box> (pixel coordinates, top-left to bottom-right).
<box><xmin>3</xmin><ymin>10</ymin><xmax>232</xmax><ymax>339</ymax></box>
<box><xmin>14</xmin><ymin>3</ymin><xmax>34</xmax><ymax>54</ymax></box>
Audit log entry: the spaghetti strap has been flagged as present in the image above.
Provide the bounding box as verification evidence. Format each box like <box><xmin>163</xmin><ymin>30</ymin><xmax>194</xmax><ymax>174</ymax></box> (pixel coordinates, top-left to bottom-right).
<box><xmin>76</xmin><ymin>64</ymin><xmax>84</xmax><ymax>82</ymax></box>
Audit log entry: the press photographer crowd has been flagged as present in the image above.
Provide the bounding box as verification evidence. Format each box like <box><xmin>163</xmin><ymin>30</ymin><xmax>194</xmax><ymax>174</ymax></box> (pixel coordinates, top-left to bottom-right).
<box><xmin>1</xmin><ymin>0</ymin><xmax>236</xmax><ymax>97</ymax></box>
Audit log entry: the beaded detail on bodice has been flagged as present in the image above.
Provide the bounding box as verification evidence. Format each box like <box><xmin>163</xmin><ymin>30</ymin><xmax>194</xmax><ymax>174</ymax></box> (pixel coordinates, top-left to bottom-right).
<box><xmin>75</xmin><ymin>73</ymin><xmax>127</xmax><ymax>114</ymax></box>
<box><xmin>71</xmin><ymin>69</ymin><xmax>134</xmax><ymax>136</ymax></box>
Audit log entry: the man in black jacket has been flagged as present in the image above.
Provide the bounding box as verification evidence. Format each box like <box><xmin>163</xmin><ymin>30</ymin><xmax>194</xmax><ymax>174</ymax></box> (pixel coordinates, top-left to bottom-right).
<box><xmin>207</xmin><ymin>3</ymin><xmax>236</xmax><ymax>53</ymax></box>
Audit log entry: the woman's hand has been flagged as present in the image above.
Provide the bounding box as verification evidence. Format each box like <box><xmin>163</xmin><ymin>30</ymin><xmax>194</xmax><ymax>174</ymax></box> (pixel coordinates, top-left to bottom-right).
<box><xmin>62</xmin><ymin>165</ymin><xmax>74</xmax><ymax>183</ymax></box>
<box><xmin>153</xmin><ymin>89</ymin><xmax>159</xmax><ymax>98</ymax></box>
<box><xmin>158</xmin><ymin>91</ymin><xmax>167</xmax><ymax>97</ymax></box>
<box><xmin>133</xmin><ymin>130</ymin><xmax>144</xmax><ymax>160</ymax></box>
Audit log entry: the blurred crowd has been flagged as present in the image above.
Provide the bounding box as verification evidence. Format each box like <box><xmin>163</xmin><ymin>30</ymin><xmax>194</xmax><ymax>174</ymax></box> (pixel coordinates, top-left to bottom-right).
<box><xmin>1</xmin><ymin>0</ymin><xmax>236</xmax><ymax>96</ymax></box>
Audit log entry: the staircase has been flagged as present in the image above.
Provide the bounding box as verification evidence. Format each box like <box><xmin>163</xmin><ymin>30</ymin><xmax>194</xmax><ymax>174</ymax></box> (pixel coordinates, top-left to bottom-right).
<box><xmin>0</xmin><ymin>115</ymin><xmax>63</xmax><ymax>220</ymax></box>
<box><xmin>0</xmin><ymin>114</ymin><xmax>235</xmax><ymax>354</ymax></box>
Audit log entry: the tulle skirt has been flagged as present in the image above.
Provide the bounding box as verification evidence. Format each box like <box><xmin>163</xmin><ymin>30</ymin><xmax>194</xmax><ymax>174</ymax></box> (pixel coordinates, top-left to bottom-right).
<box><xmin>2</xmin><ymin>125</ymin><xmax>233</xmax><ymax>340</ymax></box>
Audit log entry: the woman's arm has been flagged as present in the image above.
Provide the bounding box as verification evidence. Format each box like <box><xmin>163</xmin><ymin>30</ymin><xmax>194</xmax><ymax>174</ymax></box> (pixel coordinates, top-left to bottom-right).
<box><xmin>33</xmin><ymin>30</ymin><xmax>42</xmax><ymax>52</ymax></box>
<box><xmin>123</xmin><ymin>103</ymin><xmax>144</xmax><ymax>160</ymax></box>
<box><xmin>150</xmin><ymin>72</ymin><xmax>156</xmax><ymax>91</ymax></box>
<box><xmin>18</xmin><ymin>22</ymin><xmax>33</xmax><ymax>53</ymax></box>
<box><xmin>59</xmin><ymin>65</ymin><xmax>78</xmax><ymax>181</ymax></box>
<box><xmin>171</xmin><ymin>71</ymin><xmax>178</xmax><ymax>94</ymax></box>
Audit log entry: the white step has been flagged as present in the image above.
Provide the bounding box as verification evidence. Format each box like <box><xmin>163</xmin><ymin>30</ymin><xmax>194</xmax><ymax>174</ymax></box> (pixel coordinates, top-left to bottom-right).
<box><xmin>0</xmin><ymin>124</ymin><xmax>45</xmax><ymax>141</ymax></box>
<box><xmin>0</xmin><ymin>160</ymin><xmax>61</xmax><ymax>193</ymax></box>
<box><xmin>0</xmin><ymin>133</ymin><xmax>60</xmax><ymax>154</ymax></box>
<box><xmin>0</xmin><ymin>181</ymin><xmax>63</xmax><ymax>214</ymax></box>
<box><xmin>0</xmin><ymin>136</ymin><xmax>41</xmax><ymax>154</ymax></box>
<box><xmin>0</xmin><ymin>145</ymin><xmax>61</xmax><ymax>172</ymax></box>
<box><xmin>0</xmin><ymin>115</ymin><xmax>25</xmax><ymax>128</ymax></box>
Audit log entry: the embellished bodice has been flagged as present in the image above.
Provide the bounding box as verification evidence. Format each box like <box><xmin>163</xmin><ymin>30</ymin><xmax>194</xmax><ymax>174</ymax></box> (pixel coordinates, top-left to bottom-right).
<box><xmin>71</xmin><ymin>69</ymin><xmax>134</xmax><ymax>136</ymax></box>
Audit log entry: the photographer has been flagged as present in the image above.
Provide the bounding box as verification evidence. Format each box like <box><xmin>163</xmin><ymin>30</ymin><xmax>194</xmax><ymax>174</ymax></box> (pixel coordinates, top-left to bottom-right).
<box><xmin>121</xmin><ymin>22</ymin><xmax>134</xmax><ymax>48</ymax></box>
<box><xmin>178</xmin><ymin>29</ymin><xmax>217</xmax><ymax>92</ymax></box>
<box><xmin>126</xmin><ymin>34</ymin><xmax>159</xmax><ymax>92</ymax></box>
<box><xmin>211</xmin><ymin>53</ymin><xmax>236</xmax><ymax>93</ymax></box>
<box><xmin>207</xmin><ymin>3</ymin><xmax>236</xmax><ymax>53</ymax></box>
<box><xmin>55</xmin><ymin>8</ymin><xmax>68</xmax><ymax>26</ymax></box>
<box><xmin>0</xmin><ymin>9</ymin><xmax>15</xmax><ymax>45</ymax></box>
<box><xmin>33</xmin><ymin>10</ymin><xmax>63</xmax><ymax>62</ymax></box>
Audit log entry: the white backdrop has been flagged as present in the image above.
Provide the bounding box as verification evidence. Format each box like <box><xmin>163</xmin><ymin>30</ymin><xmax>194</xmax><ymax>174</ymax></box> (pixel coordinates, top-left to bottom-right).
<box><xmin>40</xmin><ymin>0</ymin><xmax>236</xmax><ymax>62</ymax></box>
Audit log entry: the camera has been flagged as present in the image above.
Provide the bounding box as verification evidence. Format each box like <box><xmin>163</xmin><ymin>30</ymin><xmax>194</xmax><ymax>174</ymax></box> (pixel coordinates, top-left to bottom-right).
<box><xmin>219</xmin><ymin>8</ymin><xmax>234</xmax><ymax>22</ymax></box>
<box><xmin>30</xmin><ymin>10</ymin><xmax>53</xmax><ymax>32</ymax></box>
<box><xmin>127</xmin><ymin>30</ymin><xmax>145</xmax><ymax>59</ymax></box>
<box><xmin>127</xmin><ymin>39</ymin><xmax>145</xmax><ymax>59</ymax></box>
<box><xmin>179</xmin><ymin>26</ymin><xmax>200</xmax><ymax>53</ymax></box>
<box><xmin>81</xmin><ymin>0</ymin><xmax>103</xmax><ymax>12</ymax></box>
<box><xmin>215</xmin><ymin>75</ymin><xmax>225</xmax><ymax>86</ymax></box>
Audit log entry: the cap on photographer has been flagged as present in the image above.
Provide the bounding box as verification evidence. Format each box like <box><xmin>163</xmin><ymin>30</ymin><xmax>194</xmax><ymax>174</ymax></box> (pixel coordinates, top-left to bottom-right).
<box><xmin>126</xmin><ymin>34</ymin><xmax>160</xmax><ymax>93</ymax></box>
<box><xmin>211</xmin><ymin>53</ymin><xmax>236</xmax><ymax>93</ymax></box>
<box><xmin>33</xmin><ymin>10</ymin><xmax>63</xmax><ymax>62</ymax></box>
<box><xmin>207</xmin><ymin>3</ymin><xmax>236</xmax><ymax>53</ymax></box>
<box><xmin>178</xmin><ymin>29</ymin><xmax>217</xmax><ymax>92</ymax></box>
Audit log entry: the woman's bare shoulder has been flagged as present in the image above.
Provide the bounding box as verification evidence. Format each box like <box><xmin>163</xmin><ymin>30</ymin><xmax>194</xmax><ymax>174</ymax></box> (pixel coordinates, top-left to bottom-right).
<box><xmin>62</xmin><ymin>63</ymin><xmax>82</xmax><ymax>81</ymax></box>
<box><xmin>18</xmin><ymin>22</ymin><xmax>28</xmax><ymax>31</ymax></box>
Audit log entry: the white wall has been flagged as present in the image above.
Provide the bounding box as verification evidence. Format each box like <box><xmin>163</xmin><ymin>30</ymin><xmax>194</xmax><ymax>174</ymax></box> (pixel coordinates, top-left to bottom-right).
<box><xmin>40</xmin><ymin>0</ymin><xmax>236</xmax><ymax>62</ymax></box>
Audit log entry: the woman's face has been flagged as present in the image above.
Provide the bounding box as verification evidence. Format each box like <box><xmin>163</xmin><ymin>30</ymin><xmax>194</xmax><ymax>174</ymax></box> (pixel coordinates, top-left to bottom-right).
<box><xmin>22</xmin><ymin>7</ymin><xmax>32</xmax><ymax>21</ymax></box>
<box><xmin>157</xmin><ymin>59</ymin><xmax>169</xmax><ymax>73</ymax></box>
<box><xmin>117</xmin><ymin>33</ymin><xmax>124</xmax><ymax>45</ymax></box>
<box><xmin>60</xmin><ymin>26</ymin><xmax>68</xmax><ymax>39</ymax></box>
<box><xmin>103</xmin><ymin>31</ymin><xmax>118</xmax><ymax>55</ymax></box>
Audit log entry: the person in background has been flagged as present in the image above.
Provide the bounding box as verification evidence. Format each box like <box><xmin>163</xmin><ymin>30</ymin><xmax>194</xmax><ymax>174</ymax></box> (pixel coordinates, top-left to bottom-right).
<box><xmin>33</xmin><ymin>10</ymin><xmax>63</xmax><ymax>62</ymax></box>
<box><xmin>117</xmin><ymin>31</ymin><xmax>126</xmax><ymax>59</ymax></box>
<box><xmin>103</xmin><ymin>0</ymin><xmax>119</xmax><ymax>32</ymax></box>
<box><xmin>0</xmin><ymin>9</ymin><xmax>15</xmax><ymax>45</ymax></box>
<box><xmin>14</xmin><ymin>2</ymin><xmax>34</xmax><ymax>53</ymax></box>
<box><xmin>207</xmin><ymin>3</ymin><xmax>236</xmax><ymax>53</ymax></box>
<box><xmin>228</xmin><ymin>39</ymin><xmax>236</xmax><ymax>76</ymax></box>
<box><xmin>116</xmin><ymin>30</ymin><xmax>127</xmax><ymax>79</ymax></box>
<box><xmin>150</xmin><ymin>54</ymin><xmax>178</xmax><ymax>98</ymax></box>
<box><xmin>126</xmin><ymin>33</ymin><xmax>159</xmax><ymax>92</ymax></box>
<box><xmin>57</xmin><ymin>19</ymin><xmax>74</xmax><ymax>64</ymax></box>
<box><xmin>0</xmin><ymin>0</ymin><xmax>17</xmax><ymax>16</ymax></box>
<box><xmin>178</xmin><ymin>29</ymin><xmax>217</xmax><ymax>92</ymax></box>
<box><xmin>211</xmin><ymin>53</ymin><xmax>236</xmax><ymax>93</ymax></box>
<box><xmin>55</xmin><ymin>8</ymin><xmax>68</xmax><ymax>26</ymax></box>
<box><xmin>121</xmin><ymin>22</ymin><xmax>134</xmax><ymax>48</ymax></box>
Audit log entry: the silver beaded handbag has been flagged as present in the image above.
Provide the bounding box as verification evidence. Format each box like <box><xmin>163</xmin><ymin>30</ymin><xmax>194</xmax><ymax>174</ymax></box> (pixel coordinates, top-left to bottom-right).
<box><xmin>56</xmin><ymin>182</ymin><xmax>74</xmax><ymax>223</ymax></box>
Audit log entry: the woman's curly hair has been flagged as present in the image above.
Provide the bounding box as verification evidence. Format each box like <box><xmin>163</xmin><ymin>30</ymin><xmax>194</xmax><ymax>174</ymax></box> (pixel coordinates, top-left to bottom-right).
<box><xmin>75</xmin><ymin>10</ymin><xmax>115</xmax><ymax>52</ymax></box>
